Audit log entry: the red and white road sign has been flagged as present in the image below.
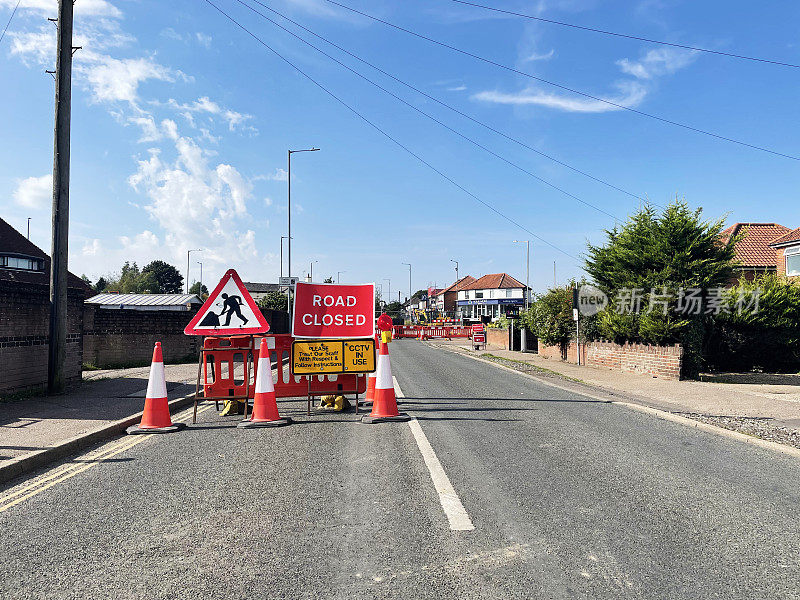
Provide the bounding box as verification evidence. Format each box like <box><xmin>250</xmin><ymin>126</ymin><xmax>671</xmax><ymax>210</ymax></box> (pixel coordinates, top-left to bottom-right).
<box><xmin>473</xmin><ymin>333</ymin><xmax>486</xmax><ymax>344</ymax></box>
<box><xmin>292</xmin><ymin>282</ymin><xmax>375</xmax><ymax>339</ymax></box>
<box><xmin>184</xmin><ymin>269</ymin><xmax>269</xmax><ymax>336</ymax></box>
<box><xmin>471</xmin><ymin>323</ymin><xmax>485</xmax><ymax>333</ymax></box>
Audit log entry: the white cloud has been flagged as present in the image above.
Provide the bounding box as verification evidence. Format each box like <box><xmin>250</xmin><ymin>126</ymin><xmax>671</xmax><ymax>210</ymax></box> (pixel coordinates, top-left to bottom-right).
<box><xmin>166</xmin><ymin>97</ymin><xmax>255</xmax><ymax>133</ymax></box>
<box><xmin>473</xmin><ymin>81</ymin><xmax>647</xmax><ymax>113</ymax></box>
<box><xmin>81</xmin><ymin>239</ymin><xmax>102</xmax><ymax>256</ymax></box>
<box><xmin>617</xmin><ymin>48</ymin><xmax>697</xmax><ymax>80</ymax></box>
<box><xmin>446</xmin><ymin>85</ymin><xmax>467</xmax><ymax>92</ymax></box>
<box><xmin>523</xmin><ymin>49</ymin><xmax>555</xmax><ymax>62</ymax></box>
<box><xmin>196</xmin><ymin>32</ymin><xmax>212</xmax><ymax>48</ymax></box>
<box><xmin>13</xmin><ymin>174</ymin><xmax>51</xmax><ymax>209</ymax></box>
<box><xmin>79</xmin><ymin>55</ymin><xmax>174</xmax><ymax>105</ymax></box>
<box><xmin>0</xmin><ymin>0</ymin><xmax>121</xmax><ymax>18</ymax></box>
<box><xmin>264</xmin><ymin>197</ymin><xmax>273</xmax><ymax>207</ymax></box>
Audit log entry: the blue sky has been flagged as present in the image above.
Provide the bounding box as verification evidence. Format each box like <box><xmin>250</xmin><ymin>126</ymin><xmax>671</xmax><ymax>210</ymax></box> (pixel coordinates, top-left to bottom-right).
<box><xmin>2</xmin><ymin>0</ymin><xmax>799</xmax><ymax>298</ymax></box>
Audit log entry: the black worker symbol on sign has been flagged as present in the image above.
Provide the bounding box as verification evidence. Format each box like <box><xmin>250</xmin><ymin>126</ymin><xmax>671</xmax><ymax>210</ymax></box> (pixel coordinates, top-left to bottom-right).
<box><xmin>197</xmin><ymin>293</ymin><xmax>249</xmax><ymax>327</ymax></box>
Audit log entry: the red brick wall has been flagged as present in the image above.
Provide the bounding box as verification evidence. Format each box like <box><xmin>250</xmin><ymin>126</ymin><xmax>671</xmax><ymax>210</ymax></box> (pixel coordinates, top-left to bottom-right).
<box><xmin>485</xmin><ymin>328</ymin><xmax>508</xmax><ymax>349</ymax></box>
<box><xmin>537</xmin><ymin>338</ymin><xmax>683</xmax><ymax>380</ymax></box>
<box><xmin>776</xmin><ymin>248</ymin><xmax>786</xmax><ymax>276</ymax></box>
<box><xmin>0</xmin><ymin>281</ymin><xmax>84</xmax><ymax>396</ymax></box>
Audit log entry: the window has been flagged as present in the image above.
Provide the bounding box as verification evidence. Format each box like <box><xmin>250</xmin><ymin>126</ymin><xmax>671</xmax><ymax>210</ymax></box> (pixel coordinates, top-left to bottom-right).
<box><xmin>506</xmin><ymin>289</ymin><xmax>513</xmax><ymax>298</ymax></box>
<box><xmin>0</xmin><ymin>255</ymin><xmax>42</xmax><ymax>271</ymax></box>
<box><xmin>475</xmin><ymin>291</ymin><xmax>483</xmax><ymax>299</ymax></box>
<box><xmin>787</xmin><ymin>247</ymin><xmax>800</xmax><ymax>276</ymax></box>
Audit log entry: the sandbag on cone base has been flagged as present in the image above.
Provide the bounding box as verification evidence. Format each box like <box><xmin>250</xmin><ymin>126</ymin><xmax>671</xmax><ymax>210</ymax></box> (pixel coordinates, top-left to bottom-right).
<box><xmin>238</xmin><ymin>337</ymin><xmax>291</xmax><ymax>429</ymax></box>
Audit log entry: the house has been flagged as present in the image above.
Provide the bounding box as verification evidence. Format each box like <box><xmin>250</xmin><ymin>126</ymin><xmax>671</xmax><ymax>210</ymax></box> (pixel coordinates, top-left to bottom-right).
<box><xmin>431</xmin><ymin>275</ymin><xmax>477</xmax><ymax>316</ymax></box>
<box><xmin>242</xmin><ymin>281</ymin><xmax>282</xmax><ymax>302</ymax></box>
<box><xmin>0</xmin><ymin>217</ymin><xmax>91</xmax><ymax>395</ymax></box>
<box><xmin>721</xmin><ymin>223</ymin><xmax>792</xmax><ymax>281</ymax></box>
<box><xmin>770</xmin><ymin>227</ymin><xmax>800</xmax><ymax>279</ymax></box>
<box><xmin>85</xmin><ymin>293</ymin><xmax>202</xmax><ymax>311</ymax></box>
<box><xmin>456</xmin><ymin>273</ymin><xmax>530</xmax><ymax>321</ymax></box>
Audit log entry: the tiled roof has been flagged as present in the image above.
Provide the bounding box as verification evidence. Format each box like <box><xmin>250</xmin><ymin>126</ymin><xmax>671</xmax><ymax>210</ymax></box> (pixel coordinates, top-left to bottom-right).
<box><xmin>461</xmin><ymin>273</ymin><xmax>526</xmax><ymax>290</ymax></box>
<box><xmin>769</xmin><ymin>227</ymin><xmax>800</xmax><ymax>247</ymax></box>
<box><xmin>436</xmin><ymin>275</ymin><xmax>477</xmax><ymax>296</ymax></box>
<box><xmin>243</xmin><ymin>281</ymin><xmax>282</xmax><ymax>293</ymax></box>
<box><xmin>721</xmin><ymin>223</ymin><xmax>791</xmax><ymax>268</ymax></box>
<box><xmin>0</xmin><ymin>218</ymin><xmax>91</xmax><ymax>291</ymax></box>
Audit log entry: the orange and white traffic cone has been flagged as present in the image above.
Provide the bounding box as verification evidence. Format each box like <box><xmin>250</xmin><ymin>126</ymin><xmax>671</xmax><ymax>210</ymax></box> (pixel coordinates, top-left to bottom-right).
<box><xmin>127</xmin><ymin>342</ymin><xmax>186</xmax><ymax>434</ymax></box>
<box><xmin>361</xmin><ymin>339</ymin><xmax>409</xmax><ymax>424</ymax></box>
<box><xmin>238</xmin><ymin>337</ymin><xmax>290</xmax><ymax>428</ymax></box>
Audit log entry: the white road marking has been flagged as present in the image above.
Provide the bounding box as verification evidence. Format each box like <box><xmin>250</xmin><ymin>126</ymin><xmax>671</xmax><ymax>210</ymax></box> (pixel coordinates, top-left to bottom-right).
<box><xmin>393</xmin><ymin>377</ymin><xmax>475</xmax><ymax>532</ymax></box>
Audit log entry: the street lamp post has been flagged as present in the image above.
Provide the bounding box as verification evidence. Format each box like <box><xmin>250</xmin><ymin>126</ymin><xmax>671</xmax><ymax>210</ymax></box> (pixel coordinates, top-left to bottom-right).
<box><xmin>280</xmin><ymin>236</ymin><xmax>292</xmax><ymax>280</ymax></box>
<box><xmin>310</xmin><ymin>259</ymin><xmax>318</xmax><ymax>282</ymax></box>
<box><xmin>186</xmin><ymin>248</ymin><xmax>201</xmax><ymax>294</ymax></box>
<box><xmin>27</xmin><ymin>217</ymin><xmax>31</xmax><ymax>240</ymax></box>
<box><xmin>196</xmin><ymin>261</ymin><xmax>203</xmax><ymax>294</ymax></box>
<box><xmin>450</xmin><ymin>259</ymin><xmax>459</xmax><ymax>282</ymax></box>
<box><xmin>288</xmin><ymin>147</ymin><xmax>319</xmax><ymax>316</ymax></box>
<box><xmin>402</xmin><ymin>263</ymin><xmax>411</xmax><ymax>302</ymax></box>
<box><xmin>337</xmin><ymin>271</ymin><xmax>346</xmax><ymax>284</ymax></box>
<box><xmin>513</xmin><ymin>240</ymin><xmax>530</xmax><ymax>352</ymax></box>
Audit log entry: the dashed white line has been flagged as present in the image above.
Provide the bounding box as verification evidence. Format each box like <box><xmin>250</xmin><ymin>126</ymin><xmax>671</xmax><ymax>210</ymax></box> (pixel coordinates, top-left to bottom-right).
<box><xmin>394</xmin><ymin>376</ymin><xmax>475</xmax><ymax>532</ymax></box>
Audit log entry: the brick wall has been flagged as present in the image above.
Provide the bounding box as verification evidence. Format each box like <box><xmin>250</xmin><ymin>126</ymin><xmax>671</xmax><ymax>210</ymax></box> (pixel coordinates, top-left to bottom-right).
<box><xmin>83</xmin><ymin>305</ymin><xmax>202</xmax><ymax>368</ymax></box>
<box><xmin>537</xmin><ymin>338</ymin><xmax>683</xmax><ymax>380</ymax></box>
<box><xmin>485</xmin><ymin>327</ymin><xmax>508</xmax><ymax>349</ymax></box>
<box><xmin>0</xmin><ymin>281</ymin><xmax>84</xmax><ymax>396</ymax></box>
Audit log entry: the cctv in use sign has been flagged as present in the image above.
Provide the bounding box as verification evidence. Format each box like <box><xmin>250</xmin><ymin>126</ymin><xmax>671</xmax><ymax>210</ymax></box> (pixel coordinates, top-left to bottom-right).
<box><xmin>292</xmin><ymin>282</ymin><xmax>375</xmax><ymax>339</ymax></box>
<box><xmin>292</xmin><ymin>339</ymin><xmax>376</xmax><ymax>375</ymax></box>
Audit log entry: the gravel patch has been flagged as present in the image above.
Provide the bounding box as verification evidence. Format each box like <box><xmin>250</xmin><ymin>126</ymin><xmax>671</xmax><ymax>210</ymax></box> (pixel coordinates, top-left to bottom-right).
<box><xmin>675</xmin><ymin>413</ymin><xmax>800</xmax><ymax>450</ymax></box>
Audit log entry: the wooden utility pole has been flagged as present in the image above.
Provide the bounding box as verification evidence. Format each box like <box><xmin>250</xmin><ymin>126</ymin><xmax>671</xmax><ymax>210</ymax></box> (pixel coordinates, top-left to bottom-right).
<box><xmin>47</xmin><ymin>0</ymin><xmax>74</xmax><ymax>394</ymax></box>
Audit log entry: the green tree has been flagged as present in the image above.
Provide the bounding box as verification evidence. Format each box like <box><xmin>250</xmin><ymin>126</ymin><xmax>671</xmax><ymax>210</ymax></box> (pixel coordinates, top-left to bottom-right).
<box><xmin>257</xmin><ymin>291</ymin><xmax>289</xmax><ymax>312</ymax></box>
<box><xmin>94</xmin><ymin>276</ymin><xmax>107</xmax><ymax>293</ymax></box>
<box><xmin>584</xmin><ymin>200</ymin><xmax>739</xmax><ymax>375</ymax></box>
<box><xmin>142</xmin><ymin>260</ymin><xmax>184</xmax><ymax>294</ymax></box>
<box><xmin>189</xmin><ymin>281</ymin><xmax>209</xmax><ymax>297</ymax></box>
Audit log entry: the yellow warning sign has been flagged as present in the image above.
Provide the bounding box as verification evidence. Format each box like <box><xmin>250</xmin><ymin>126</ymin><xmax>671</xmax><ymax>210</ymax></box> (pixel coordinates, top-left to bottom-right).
<box><xmin>292</xmin><ymin>339</ymin><xmax>375</xmax><ymax>375</ymax></box>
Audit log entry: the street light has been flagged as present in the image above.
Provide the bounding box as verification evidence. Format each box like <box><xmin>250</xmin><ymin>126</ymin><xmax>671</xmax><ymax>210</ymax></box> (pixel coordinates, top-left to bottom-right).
<box><xmin>512</xmin><ymin>240</ymin><xmax>530</xmax><ymax>311</ymax></box>
<box><xmin>337</xmin><ymin>271</ymin><xmax>346</xmax><ymax>284</ymax></box>
<box><xmin>450</xmin><ymin>259</ymin><xmax>459</xmax><ymax>282</ymax></box>
<box><xmin>288</xmin><ymin>147</ymin><xmax>320</xmax><ymax>316</ymax></box>
<box><xmin>27</xmin><ymin>217</ymin><xmax>31</xmax><ymax>240</ymax></box>
<box><xmin>196</xmin><ymin>261</ymin><xmax>203</xmax><ymax>294</ymax></box>
<box><xmin>186</xmin><ymin>248</ymin><xmax>201</xmax><ymax>294</ymax></box>
<box><xmin>402</xmin><ymin>262</ymin><xmax>411</xmax><ymax>303</ymax></box>
<box><xmin>280</xmin><ymin>236</ymin><xmax>292</xmax><ymax>280</ymax></box>
<box><xmin>310</xmin><ymin>259</ymin><xmax>318</xmax><ymax>282</ymax></box>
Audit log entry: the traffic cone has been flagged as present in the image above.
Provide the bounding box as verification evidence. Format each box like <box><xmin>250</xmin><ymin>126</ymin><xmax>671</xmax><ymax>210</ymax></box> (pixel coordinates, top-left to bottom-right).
<box><xmin>361</xmin><ymin>340</ymin><xmax>410</xmax><ymax>424</ymax></box>
<box><xmin>361</xmin><ymin>333</ymin><xmax>379</xmax><ymax>407</ymax></box>
<box><xmin>127</xmin><ymin>342</ymin><xmax>186</xmax><ymax>434</ymax></box>
<box><xmin>238</xmin><ymin>338</ymin><xmax>290</xmax><ymax>428</ymax></box>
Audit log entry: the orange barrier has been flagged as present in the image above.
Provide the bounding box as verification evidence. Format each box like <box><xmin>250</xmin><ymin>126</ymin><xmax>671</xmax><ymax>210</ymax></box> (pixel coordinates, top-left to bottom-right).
<box><xmin>194</xmin><ymin>334</ymin><xmax>368</xmax><ymax>422</ymax></box>
<box><xmin>392</xmin><ymin>325</ymin><xmax>472</xmax><ymax>339</ymax></box>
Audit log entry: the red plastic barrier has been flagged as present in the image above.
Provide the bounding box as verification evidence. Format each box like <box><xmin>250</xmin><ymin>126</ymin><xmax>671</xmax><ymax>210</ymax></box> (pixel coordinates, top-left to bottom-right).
<box><xmin>391</xmin><ymin>325</ymin><xmax>472</xmax><ymax>339</ymax></box>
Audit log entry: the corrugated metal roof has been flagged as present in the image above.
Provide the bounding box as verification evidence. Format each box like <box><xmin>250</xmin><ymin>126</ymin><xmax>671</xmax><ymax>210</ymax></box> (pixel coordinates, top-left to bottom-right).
<box><xmin>86</xmin><ymin>293</ymin><xmax>201</xmax><ymax>306</ymax></box>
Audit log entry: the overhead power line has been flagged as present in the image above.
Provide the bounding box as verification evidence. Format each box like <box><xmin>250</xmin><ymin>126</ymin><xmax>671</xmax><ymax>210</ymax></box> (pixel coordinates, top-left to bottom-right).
<box><xmin>202</xmin><ymin>0</ymin><xmax>581</xmax><ymax>262</ymax></box>
<box><xmin>0</xmin><ymin>0</ymin><xmax>22</xmax><ymax>45</ymax></box>
<box><xmin>449</xmin><ymin>0</ymin><xmax>800</xmax><ymax>69</ymax></box>
<box><xmin>325</xmin><ymin>0</ymin><xmax>800</xmax><ymax>162</ymax></box>
<box><xmin>237</xmin><ymin>0</ymin><xmax>643</xmax><ymax>205</ymax></box>
<box><xmin>234</xmin><ymin>0</ymin><xmax>622</xmax><ymax>220</ymax></box>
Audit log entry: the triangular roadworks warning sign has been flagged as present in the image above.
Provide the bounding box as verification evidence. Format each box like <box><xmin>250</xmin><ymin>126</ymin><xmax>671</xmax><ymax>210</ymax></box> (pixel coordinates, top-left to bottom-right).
<box><xmin>184</xmin><ymin>269</ymin><xmax>270</xmax><ymax>336</ymax></box>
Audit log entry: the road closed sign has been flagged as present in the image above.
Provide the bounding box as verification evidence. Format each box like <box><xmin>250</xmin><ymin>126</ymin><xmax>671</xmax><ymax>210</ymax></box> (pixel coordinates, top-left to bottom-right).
<box><xmin>292</xmin><ymin>282</ymin><xmax>375</xmax><ymax>339</ymax></box>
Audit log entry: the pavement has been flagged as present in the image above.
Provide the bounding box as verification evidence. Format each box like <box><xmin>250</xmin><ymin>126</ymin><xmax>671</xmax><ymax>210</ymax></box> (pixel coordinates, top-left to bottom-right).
<box><xmin>1</xmin><ymin>340</ymin><xmax>799</xmax><ymax>598</ymax></box>
<box><xmin>0</xmin><ymin>364</ymin><xmax>198</xmax><ymax>476</ymax></box>
<box><xmin>436</xmin><ymin>340</ymin><xmax>800</xmax><ymax>431</ymax></box>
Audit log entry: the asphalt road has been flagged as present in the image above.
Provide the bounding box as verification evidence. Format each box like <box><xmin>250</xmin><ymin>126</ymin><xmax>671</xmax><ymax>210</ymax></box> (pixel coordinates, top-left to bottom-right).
<box><xmin>1</xmin><ymin>340</ymin><xmax>799</xmax><ymax>599</ymax></box>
